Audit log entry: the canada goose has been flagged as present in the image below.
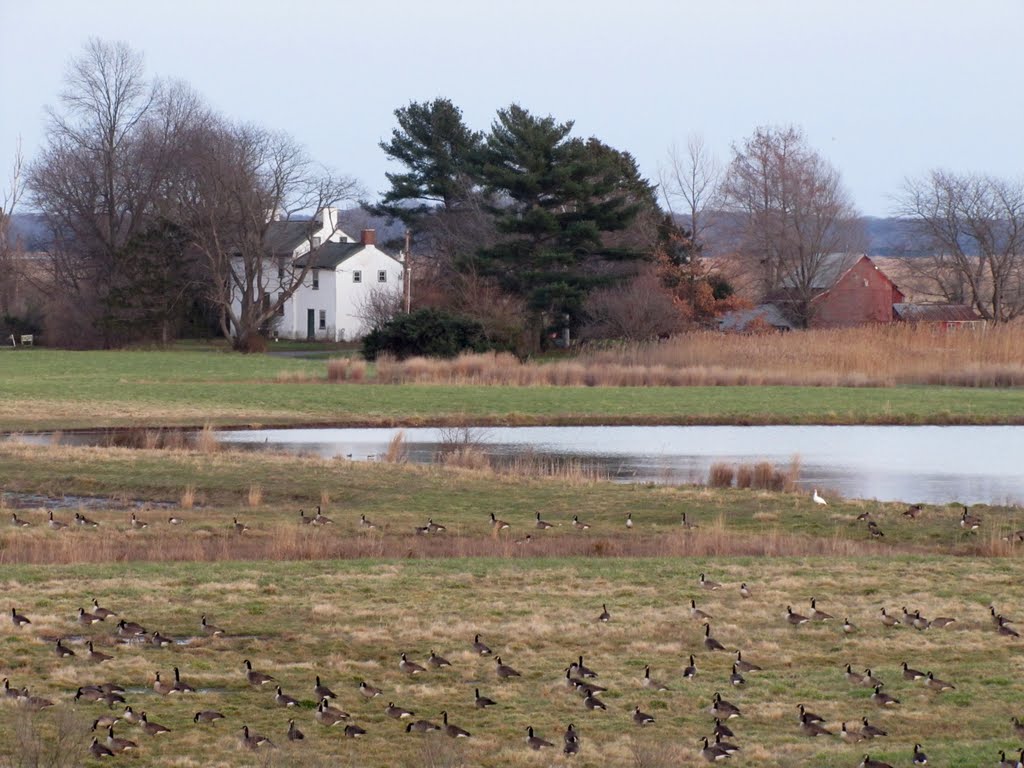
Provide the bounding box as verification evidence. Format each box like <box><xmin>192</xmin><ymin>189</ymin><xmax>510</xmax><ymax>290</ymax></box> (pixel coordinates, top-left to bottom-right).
<box><xmin>535</xmin><ymin>512</ymin><xmax>554</xmax><ymax>529</ymax></box>
<box><xmin>786</xmin><ymin>606</ymin><xmax>809</xmax><ymax>625</ymax></box>
<box><xmin>642</xmin><ymin>665</ymin><xmax>669</xmax><ymax>690</ymax></box>
<box><xmin>167</xmin><ymin>515</ymin><xmax>184</xmax><ymax>525</ymax></box>
<box><xmin>597</xmin><ymin>603</ymin><xmax>610</xmax><ymax>622</ymax></box>
<box><xmin>441</xmin><ymin>710</ymin><xmax>470</xmax><ymax>738</ymax></box>
<box><xmin>574</xmin><ymin>678</ymin><xmax>607</xmax><ymax>697</ymax></box>
<box><xmin>868</xmin><ymin>522</ymin><xmax>885</xmax><ymax>538</ymax></box>
<box><xmin>903</xmin><ymin>503</ymin><xmax>923</xmax><ymax>519</ymax></box>
<box><xmin>78</xmin><ymin>607</ymin><xmax>102</xmax><ymax>625</ymax></box>
<box><xmin>298</xmin><ymin>508</ymin><xmax>313</xmax><ymax>525</ymax></box>
<box><xmin>563</xmin><ymin>723</ymin><xmax>580</xmax><ymax>755</ymax></box>
<box><xmin>632</xmin><ymin>705</ymin><xmax>655</xmax><ymax>725</ymax></box>
<box><xmin>399</xmin><ymin>653</ymin><xmax>426</xmax><ymax>675</ymax></box>
<box><xmin>861</xmin><ymin>668</ymin><xmax>883</xmax><ymax>687</ymax></box>
<box><xmin>312</xmin><ymin>506</ymin><xmax>333</xmax><ymax>525</ymax></box>
<box><xmin>10</xmin><ymin>513</ymin><xmax>30</xmax><ymax>527</ymax></box>
<box><xmin>809</xmin><ymin>597</ymin><xmax>833</xmax><ymax>621</ymax></box>
<box><xmin>527</xmin><ymin>725</ymin><xmax>554</xmax><ymax>749</ymax></box>
<box><xmin>387</xmin><ymin>701</ymin><xmax>416</xmax><ymax>718</ymax></box>
<box><xmin>239</xmin><ymin>724</ymin><xmax>274</xmax><ymax>749</ymax></box>
<box><xmin>106</xmin><ymin>725</ymin><xmax>137</xmax><ymax>753</ymax></box>
<box><xmin>812</xmin><ymin>489</ymin><xmax>827</xmax><ymax>505</ymax></box>
<box><xmin>343</xmin><ymin>723</ymin><xmax>367</xmax><ymax>738</ymax></box>
<box><xmin>149</xmin><ymin>631</ymin><xmax>173</xmax><ymax>647</ymax></box>
<box><xmin>10</xmin><ymin>607</ymin><xmax>30</xmax><ymax>628</ymax></box>
<box><xmin>287</xmin><ymin>719</ymin><xmax>304</xmax><ymax>741</ymax></box>
<box><xmin>473</xmin><ymin>688</ymin><xmax>496</xmax><ymax>708</ymax></box>
<box><xmin>583</xmin><ymin>693</ymin><xmax>607</xmax><ymax>710</ymax></box>
<box><xmin>76</xmin><ymin>686</ymin><xmax>106</xmax><ymax>702</ymax></box>
<box><xmin>90</xmin><ymin>737</ymin><xmax>114</xmax><ymax>758</ymax></box>
<box><xmin>998</xmin><ymin>751</ymin><xmax>1019</xmax><ymax>768</ymax></box>
<box><xmin>22</xmin><ymin>690</ymin><xmax>54</xmax><ymax>711</ymax></box>
<box><xmin>871</xmin><ymin>685</ymin><xmax>899</xmax><ymax>706</ymax></box>
<box><xmin>880</xmin><ymin>607</ymin><xmax>899</xmax><ymax>627</ymax></box>
<box><xmin>243</xmin><ymin>659</ymin><xmax>275</xmax><ymax>686</ymax></box>
<box><xmin>734</xmin><ymin>651</ymin><xmax>761</xmax><ymax>672</ymax></box>
<box><xmin>690</xmin><ymin>599</ymin><xmax>713</xmax><ymax>621</ymax></box>
<box><xmin>856</xmin><ymin>510</ymin><xmax>872</xmax><ymax>521</ymax></box>
<box><xmin>800</xmin><ymin>715</ymin><xmax>833</xmax><ymax>737</ymax></box>
<box><xmin>152</xmin><ymin>671</ymin><xmax>174</xmax><ymax>695</ymax></box>
<box><xmin>121</xmin><ymin>706</ymin><xmax>139</xmax><ymax>724</ymax></box>
<box><xmin>700</xmin><ymin>736</ymin><xmax>731</xmax><ymax>762</ymax></box>
<box><xmin>797</xmin><ymin>704</ymin><xmax>824</xmax><ymax>723</ymax></box>
<box><xmin>572</xmin><ymin>515</ymin><xmax>590</xmax><ymax>530</ymax></box>
<box><xmin>54</xmin><ymin>638</ymin><xmax>75</xmax><ymax>658</ymax></box>
<box><xmin>414</xmin><ymin>523</ymin><xmax>430</xmax><ymax>534</ymax></box>
<box><xmin>490</xmin><ymin>512</ymin><xmax>510</xmax><ymax>530</ymax></box>
<box><xmin>711</xmin><ymin>692</ymin><xmax>741</xmax><ymax>718</ymax></box>
<box><xmin>713</xmin><ymin>718</ymin><xmax>734</xmax><ymax>738</ymax></box>
<box><xmin>681</xmin><ymin>512</ymin><xmax>697</xmax><ymax>529</ymax></box>
<box><xmin>359</xmin><ymin>514</ymin><xmax>376</xmax><ymax>529</ymax></box>
<box><xmin>2</xmin><ymin>678</ymin><xmax>20</xmax><ymax>699</ymax></box>
<box><xmin>843</xmin><ymin>617</ymin><xmax>858</xmax><ymax>633</ymax></box>
<box><xmin>729</xmin><ymin>664</ymin><xmax>745</xmax><ymax>686</ymax></box>
<box><xmin>841</xmin><ymin>722</ymin><xmax>865</xmax><ymax>743</ymax></box>
<box><xmin>472</xmin><ymin>634</ymin><xmax>492</xmax><ymax>655</ymax></box>
<box><xmin>683</xmin><ymin>654</ymin><xmax>698</xmax><ymax>678</ymax></box>
<box><xmin>860</xmin><ymin>717</ymin><xmax>887</xmax><ymax>738</ymax></box>
<box><xmin>902</xmin><ymin>661</ymin><xmax>925</xmax><ymax>680</ymax></box>
<box><xmin>495</xmin><ymin>656</ymin><xmax>521</xmax><ymax>679</ymax></box>
<box><xmin>90</xmin><ymin>599</ymin><xmax>116</xmax><ymax>620</ymax></box>
<box><xmin>703</xmin><ymin>624</ymin><xmax>725</xmax><ymax>651</ymax></box>
<box><xmin>75</xmin><ymin>512</ymin><xmax>99</xmax><ymax>527</ymax></box>
<box><xmin>315</xmin><ymin>699</ymin><xmax>350</xmax><ymax>725</ymax></box>
<box><xmin>313</xmin><ymin>675</ymin><xmax>336</xmax><ymax>699</ymax></box>
<box><xmin>912</xmin><ymin>610</ymin><xmax>931</xmax><ymax>631</ymax></box>
<box><xmin>714</xmin><ymin>733</ymin><xmax>741</xmax><ymax>754</ymax></box>
<box><xmin>116</xmin><ymin>619</ymin><xmax>146</xmax><ymax>637</ymax></box>
<box><xmin>997</xmin><ymin>617</ymin><xmax>1021</xmax><ymax>637</ymax></box>
<box><xmin>232</xmin><ymin>517</ymin><xmax>248</xmax><ymax>534</ymax></box>
<box><xmin>405</xmin><ymin>719</ymin><xmax>440</xmax><ymax>733</ymax></box>
<box><xmin>193</xmin><ymin>710</ymin><xmax>224</xmax><ymax>724</ymax></box>
<box><xmin>139</xmin><ymin>712</ymin><xmax>170</xmax><ymax>736</ymax></box>
<box><xmin>426</xmin><ymin>518</ymin><xmax>446</xmax><ymax>533</ymax></box>
<box><xmin>200</xmin><ymin>614</ymin><xmax>225</xmax><ymax>636</ymax></box>
<box><xmin>859</xmin><ymin>756</ymin><xmax>894</xmax><ymax>768</ymax></box>
<box><xmin>739</xmin><ymin>582</ymin><xmax>751</xmax><ymax>599</ymax></box>
<box><xmin>358</xmin><ymin>680</ymin><xmax>382</xmax><ymax>698</ymax></box>
<box><xmin>931</xmin><ymin>616</ymin><xmax>956</xmax><ymax>628</ymax></box>
<box><xmin>275</xmin><ymin>685</ymin><xmax>299</xmax><ymax>707</ymax></box>
<box><xmin>571</xmin><ymin>655</ymin><xmax>597</xmax><ymax>678</ymax></box>
<box><xmin>92</xmin><ymin>715</ymin><xmax>119</xmax><ymax>730</ymax></box>
<box><xmin>913</xmin><ymin>743</ymin><xmax>928</xmax><ymax>765</ymax></box>
<box><xmin>925</xmin><ymin>671</ymin><xmax>955</xmax><ymax>691</ymax></box>
<box><xmin>845</xmin><ymin>664</ymin><xmax>865</xmax><ymax>684</ymax></box>
<box><xmin>623</xmin><ymin>512</ymin><xmax>633</xmax><ymax>530</ymax></box>
<box><xmin>515</xmin><ymin>534</ymin><xmax>533</xmax><ymax>544</ymax></box>
<box><xmin>130</xmin><ymin>513</ymin><xmax>147</xmax><ymax>530</ymax></box>
<box><xmin>48</xmin><ymin>511</ymin><xmax>68</xmax><ymax>530</ymax></box>
<box><xmin>699</xmin><ymin>573</ymin><xmax>721</xmax><ymax>590</ymax></box>
<box><xmin>428</xmin><ymin>650</ymin><xmax>452</xmax><ymax>668</ymax></box>
<box><xmin>961</xmin><ymin>507</ymin><xmax>982</xmax><ymax>529</ymax></box>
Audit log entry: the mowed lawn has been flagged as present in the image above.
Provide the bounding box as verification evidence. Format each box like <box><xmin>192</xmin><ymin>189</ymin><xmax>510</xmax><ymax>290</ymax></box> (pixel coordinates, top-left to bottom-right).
<box><xmin>2</xmin><ymin>557</ymin><xmax>1023</xmax><ymax>767</ymax></box>
<box><xmin>2</xmin><ymin>349</ymin><xmax>1024</xmax><ymax>431</ymax></box>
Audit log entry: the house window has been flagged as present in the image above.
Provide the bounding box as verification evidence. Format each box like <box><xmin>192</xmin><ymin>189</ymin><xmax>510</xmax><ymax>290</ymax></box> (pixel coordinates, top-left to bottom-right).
<box><xmin>277</xmin><ymin>294</ymin><xmax>285</xmax><ymax>316</ymax></box>
<box><xmin>312</xmin><ymin>269</ymin><xmax>319</xmax><ymax>290</ymax></box>
<box><xmin>378</xmin><ymin>270</ymin><xmax>387</xmax><ymax>283</ymax></box>
<box><xmin>318</xmin><ymin>310</ymin><xmax>326</xmax><ymax>330</ymax></box>
<box><xmin>312</xmin><ymin>236</ymin><xmax>321</xmax><ymax>247</ymax></box>
<box><xmin>353</xmin><ymin>270</ymin><xmax>362</xmax><ymax>283</ymax></box>
<box><xmin>277</xmin><ymin>260</ymin><xmax>285</xmax><ymax>280</ymax></box>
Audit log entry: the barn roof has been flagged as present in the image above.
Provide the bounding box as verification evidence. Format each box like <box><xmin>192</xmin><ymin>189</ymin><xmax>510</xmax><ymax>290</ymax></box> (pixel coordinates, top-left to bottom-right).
<box><xmin>893</xmin><ymin>303</ymin><xmax>983</xmax><ymax>322</ymax></box>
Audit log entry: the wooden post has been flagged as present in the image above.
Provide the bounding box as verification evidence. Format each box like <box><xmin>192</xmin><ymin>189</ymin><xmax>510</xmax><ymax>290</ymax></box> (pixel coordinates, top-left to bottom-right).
<box><xmin>403</xmin><ymin>230</ymin><xmax>412</xmax><ymax>314</ymax></box>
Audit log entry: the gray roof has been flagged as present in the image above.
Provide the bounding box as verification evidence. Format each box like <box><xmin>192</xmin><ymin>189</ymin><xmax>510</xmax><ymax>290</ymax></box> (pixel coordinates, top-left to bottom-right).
<box><xmin>718</xmin><ymin>303</ymin><xmax>794</xmax><ymax>331</ymax></box>
<box><xmin>893</xmin><ymin>303</ymin><xmax>983</xmax><ymax>323</ymax></box>
<box><xmin>266</xmin><ymin>220</ymin><xmax>319</xmax><ymax>256</ymax></box>
<box><xmin>782</xmin><ymin>253</ymin><xmax>863</xmax><ymax>290</ymax></box>
<box><xmin>293</xmin><ymin>241</ymin><xmax>365</xmax><ymax>269</ymax></box>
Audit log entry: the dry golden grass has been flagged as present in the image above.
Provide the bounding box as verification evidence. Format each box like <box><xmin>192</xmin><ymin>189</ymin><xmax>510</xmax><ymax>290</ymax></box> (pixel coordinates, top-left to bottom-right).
<box><xmin>359</xmin><ymin>324</ymin><xmax>1024</xmax><ymax>388</ymax></box>
<box><xmin>246</xmin><ymin>483</ymin><xmax>263</xmax><ymax>508</ymax></box>
<box><xmin>326</xmin><ymin>357</ymin><xmax>367</xmax><ymax>382</ymax></box>
<box><xmin>383</xmin><ymin>430</ymin><xmax>408</xmax><ymax>463</ymax></box>
<box><xmin>179</xmin><ymin>484</ymin><xmax>196</xmax><ymax>510</ymax></box>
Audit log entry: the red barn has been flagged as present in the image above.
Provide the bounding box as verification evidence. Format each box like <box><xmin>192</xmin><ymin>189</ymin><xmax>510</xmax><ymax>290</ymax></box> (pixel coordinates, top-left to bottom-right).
<box><xmin>806</xmin><ymin>254</ymin><xmax>905</xmax><ymax>327</ymax></box>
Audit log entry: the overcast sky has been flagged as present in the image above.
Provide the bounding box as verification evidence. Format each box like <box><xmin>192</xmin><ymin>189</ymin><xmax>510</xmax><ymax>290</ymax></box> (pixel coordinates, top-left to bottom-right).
<box><xmin>1</xmin><ymin>0</ymin><xmax>1021</xmax><ymax>216</ymax></box>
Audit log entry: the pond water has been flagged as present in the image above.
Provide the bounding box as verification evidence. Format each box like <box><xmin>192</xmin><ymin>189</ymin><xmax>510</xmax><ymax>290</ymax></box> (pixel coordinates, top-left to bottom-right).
<box><xmin>215</xmin><ymin>425</ymin><xmax>1024</xmax><ymax>506</ymax></box>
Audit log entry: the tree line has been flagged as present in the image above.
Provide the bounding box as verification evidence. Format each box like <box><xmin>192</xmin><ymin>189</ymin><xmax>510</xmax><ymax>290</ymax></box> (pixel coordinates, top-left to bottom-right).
<box><xmin>2</xmin><ymin>38</ymin><xmax>1022</xmax><ymax>352</ymax></box>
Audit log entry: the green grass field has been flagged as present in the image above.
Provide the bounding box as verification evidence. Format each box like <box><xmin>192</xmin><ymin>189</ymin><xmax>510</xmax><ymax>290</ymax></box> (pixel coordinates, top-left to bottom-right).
<box><xmin>2</xmin><ymin>557</ymin><xmax>1024</xmax><ymax>767</ymax></box>
<box><xmin>2</xmin><ymin>349</ymin><xmax>1024</xmax><ymax>431</ymax></box>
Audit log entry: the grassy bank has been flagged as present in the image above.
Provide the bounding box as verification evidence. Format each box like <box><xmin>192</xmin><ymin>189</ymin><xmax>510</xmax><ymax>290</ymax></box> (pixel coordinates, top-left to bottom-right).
<box><xmin>3</xmin><ymin>350</ymin><xmax>1024</xmax><ymax>431</ymax></box>
<box><xmin>2</xmin><ymin>557</ymin><xmax>1023</xmax><ymax>767</ymax></box>
<box><xmin>1</xmin><ymin>443</ymin><xmax>1020</xmax><ymax>564</ymax></box>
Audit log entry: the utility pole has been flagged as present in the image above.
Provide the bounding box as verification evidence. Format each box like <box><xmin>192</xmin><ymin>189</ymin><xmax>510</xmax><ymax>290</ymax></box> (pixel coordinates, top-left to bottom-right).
<box><xmin>403</xmin><ymin>230</ymin><xmax>412</xmax><ymax>313</ymax></box>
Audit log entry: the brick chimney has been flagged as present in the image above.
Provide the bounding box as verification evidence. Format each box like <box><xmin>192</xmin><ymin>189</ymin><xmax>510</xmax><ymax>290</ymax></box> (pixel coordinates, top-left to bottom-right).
<box><xmin>360</xmin><ymin>229</ymin><xmax>376</xmax><ymax>246</ymax></box>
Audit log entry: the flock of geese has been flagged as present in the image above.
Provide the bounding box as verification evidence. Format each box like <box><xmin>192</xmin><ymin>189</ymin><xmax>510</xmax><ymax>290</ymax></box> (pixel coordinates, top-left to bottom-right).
<box><xmin>4</xmin><ymin>498</ymin><xmax>1020</xmax><ymax>765</ymax></box>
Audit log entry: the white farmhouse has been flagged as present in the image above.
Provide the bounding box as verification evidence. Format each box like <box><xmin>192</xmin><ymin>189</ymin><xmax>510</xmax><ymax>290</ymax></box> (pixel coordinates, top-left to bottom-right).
<box><xmin>231</xmin><ymin>207</ymin><xmax>404</xmax><ymax>341</ymax></box>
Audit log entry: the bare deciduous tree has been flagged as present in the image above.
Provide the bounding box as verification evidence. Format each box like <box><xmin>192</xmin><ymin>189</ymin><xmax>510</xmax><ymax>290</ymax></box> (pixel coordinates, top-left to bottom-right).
<box><xmin>720</xmin><ymin>125</ymin><xmax>864</xmax><ymax>326</ymax></box>
<box><xmin>582</xmin><ymin>267</ymin><xmax>685</xmax><ymax>341</ymax></box>
<box><xmin>178</xmin><ymin>120</ymin><xmax>362</xmax><ymax>351</ymax></box>
<box><xmin>354</xmin><ymin>284</ymin><xmax>404</xmax><ymax>335</ymax></box>
<box><xmin>0</xmin><ymin>139</ymin><xmax>25</xmax><ymax>318</ymax></box>
<box><xmin>897</xmin><ymin>170</ymin><xmax>1024</xmax><ymax>323</ymax></box>
<box><xmin>659</xmin><ymin>134</ymin><xmax>721</xmax><ymax>247</ymax></box>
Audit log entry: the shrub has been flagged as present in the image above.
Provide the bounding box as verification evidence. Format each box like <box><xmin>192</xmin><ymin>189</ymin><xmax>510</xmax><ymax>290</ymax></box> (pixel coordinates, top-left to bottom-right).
<box><xmin>361</xmin><ymin>309</ymin><xmax>494</xmax><ymax>361</ymax></box>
